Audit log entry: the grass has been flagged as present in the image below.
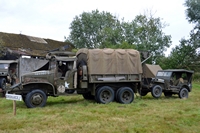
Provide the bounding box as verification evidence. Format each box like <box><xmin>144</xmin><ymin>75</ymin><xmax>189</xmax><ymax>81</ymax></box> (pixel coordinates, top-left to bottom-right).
<box><xmin>1</xmin><ymin>83</ymin><xmax>200</xmax><ymax>133</ymax></box>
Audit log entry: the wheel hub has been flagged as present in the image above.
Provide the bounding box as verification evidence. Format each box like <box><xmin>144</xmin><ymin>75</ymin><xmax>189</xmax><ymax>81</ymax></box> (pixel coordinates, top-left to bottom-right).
<box><xmin>102</xmin><ymin>92</ymin><xmax>109</xmax><ymax>99</ymax></box>
<box><xmin>155</xmin><ymin>89</ymin><xmax>159</xmax><ymax>95</ymax></box>
<box><xmin>182</xmin><ymin>91</ymin><xmax>186</xmax><ymax>97</ymax></box>
<box><xmin>123</xmin><ymin>93</ymin><xmax>130</xmax><ymax>100</ymax></box>
<box><xmin>32</xmin><ymin>94</ymin><xmax>42</xmax><ymax>105</ymax></box>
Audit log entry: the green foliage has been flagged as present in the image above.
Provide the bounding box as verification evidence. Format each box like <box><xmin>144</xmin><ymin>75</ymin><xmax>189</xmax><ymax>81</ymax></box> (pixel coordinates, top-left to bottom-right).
<box><xmin>102</xmin><ymin>41</ymin><xmax>136</xmax><ymax>49</ymax></box>
<box><xmin>163</xmin><ymin>0</ymin><xmax>200</xmax><ymax>71</ymax></box>
<box><xmin>68</xmin><ymin>10</ymin><xmax>172</xmax><ymax>64</ymax></box>
<box><xmin>68</xmin><ymin>9</ymin><xmax>121</xmax><ymax>49</ymax></box>
<box><xmin>193</xmin><ymin>72</ymin><xmax>200</xmax><ymax>81</ymax></box>
<box><xmin>158</xmin><ymin>38</ymin><xmax>200</xmax><ymax>71</ymax></box>
<box><xmin>167</xmin><ymin>39</ymin><xmax>197</xmax><ymax>69</ymax></box>
<box><xmin>160</xmin><ymin>0</ymin><xmax>200</xmax><ymax>71</ymax></box>
<box><xmin>185</xmin><ymin>0</ymin><xmax>200</xmax><ymax>23</ymax></box>
<box><xmin>185</xmin><ymin>0</ymin><xmax>200</xmax><ymax>54</ymax></box>
<box><xmin>131</xmin><ymin>14</ymin><xmax>172</xmax><ymax>63</ymax></box>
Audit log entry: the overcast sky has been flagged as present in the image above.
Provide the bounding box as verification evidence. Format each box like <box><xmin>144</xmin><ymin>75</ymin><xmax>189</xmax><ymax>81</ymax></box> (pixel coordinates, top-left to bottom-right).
<box><xmin>0</xmin><ymin>0</ymin><xmax>194</xmax><ymax>56</ymax></box>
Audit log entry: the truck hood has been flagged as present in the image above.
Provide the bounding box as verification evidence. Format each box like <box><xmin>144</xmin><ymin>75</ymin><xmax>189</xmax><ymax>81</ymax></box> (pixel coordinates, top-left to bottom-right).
<box><xmin>22</xmin><ymin>70</ymin><xmax>53</xmax><ymax>76</ymax></box>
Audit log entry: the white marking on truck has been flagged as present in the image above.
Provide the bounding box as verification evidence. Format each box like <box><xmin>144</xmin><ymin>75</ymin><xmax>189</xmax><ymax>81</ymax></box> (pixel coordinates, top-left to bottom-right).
<box><xmin>65</xmin><ymin>82</ymin><xmax>70</xmax><ymax>88</ymax></box>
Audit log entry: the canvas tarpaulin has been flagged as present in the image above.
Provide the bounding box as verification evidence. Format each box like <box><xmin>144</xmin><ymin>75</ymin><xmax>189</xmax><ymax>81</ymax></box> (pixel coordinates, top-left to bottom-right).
<box><xmin>76</xmin><ymin>48</ymin><xmax>142</xmax><ymax>75</ymax></box>
<box><xmin>142</xmin><ymin>64</ymin><xmax>162</xmax><ymax>78</ymax></box>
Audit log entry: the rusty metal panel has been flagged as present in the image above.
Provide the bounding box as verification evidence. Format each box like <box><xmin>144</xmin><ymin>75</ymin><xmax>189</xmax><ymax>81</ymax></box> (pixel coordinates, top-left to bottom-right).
<box><xmin>18</xmin><ymin>57</ymin><xmax>49</xmax><ymax>81</ymax></box>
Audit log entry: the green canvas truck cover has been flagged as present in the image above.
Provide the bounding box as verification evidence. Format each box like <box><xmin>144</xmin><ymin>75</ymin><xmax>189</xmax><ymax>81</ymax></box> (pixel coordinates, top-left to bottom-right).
<box><xmin>76</xmin><ymin>48</ymin><xmax>142</xmax><ymax>75</ymax></box>
<box><xmin>143</xmin><ymin>64</ymin><xmax>162</xmax><ymax>78</ymax></box>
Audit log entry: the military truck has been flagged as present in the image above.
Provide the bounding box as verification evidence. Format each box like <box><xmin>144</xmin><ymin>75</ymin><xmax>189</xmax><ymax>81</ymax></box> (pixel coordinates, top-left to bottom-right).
<box><xmin>0</xmin><ymin>60</ymin><xmax>18</xmax><ymax>90</ymax></box>
<box><xmin>6</xmin><ymin>48</ymin><xmax>142</xmax><ymax>108</ymax></box>
<box><xmin>141</xmin><ymin>69</ymin><xmax>194</xmax><ymax>99</ymax></box>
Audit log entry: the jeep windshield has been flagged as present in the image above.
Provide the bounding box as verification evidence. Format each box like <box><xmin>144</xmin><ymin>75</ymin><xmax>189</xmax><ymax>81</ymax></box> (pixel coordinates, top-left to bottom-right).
<box><xmin>0</xmin><ymin>64</ymin><xmax>9</xmax><ymax>69</ymax></box>
<box><xmin>156</xmin><ymin>71</ymin><xmax>172</xmax><ymax>78</ymax></box>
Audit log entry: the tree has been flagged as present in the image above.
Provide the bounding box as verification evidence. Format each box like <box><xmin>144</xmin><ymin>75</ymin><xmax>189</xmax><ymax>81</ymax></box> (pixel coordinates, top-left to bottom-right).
<box><xmin>178</xmin><ymin>0</ymin><xmax>200</xmax><ymax>71</ymax></box>
<box><xmin>158</xmin><ymin>38</ymin><xmax>198</xmax><ymax>70</ymax></box>
<box><xmin>130</xmin><ymin>14</ymin><xmax>172</xmax><ymax>63</ymax></box>
<box><xmin>185</xmin><ymin>0</ymin><xmax>200</xmax><ymax>51</ymax></box>
<box><xmin>67</xmin><ymin>10</ymin><xmax>172</xmax><ymax>63</ymax></box>
<box><xmin>160</xmin><ymin>0</ymin><xmax>200</xmax><ymax>70</ymax></box>
<box><xmin>67</xmin><ymin>9</ymin><xmax>122</xmax><ymax>48</ymax></box>
<box><xmin>185</xmin><ymin>0</ymin><xmax>200</xmax><ymax>23</ymax></box>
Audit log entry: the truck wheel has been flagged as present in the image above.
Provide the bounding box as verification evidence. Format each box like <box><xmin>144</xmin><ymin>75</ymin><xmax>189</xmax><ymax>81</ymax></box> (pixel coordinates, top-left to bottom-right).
<box><xmin>139</xmin><ymin>90</ymin><xmax>148</xmax><ymax>96</ymax></box>
<box><xmin>82</xmin><ymin>93</ymin><xmax>94</xmax><ymax>100</ymax></box>
<box><xmin>164</xmin><ymin>92</ymin><xmax>172</xmax><ymax>97</ymax></box>
<box><xmin>115</xmin><ymin>88</ymin><xmax>121</xmax><ymax>102</ymax></box>
<box><xmin>179</xmin><ymin>88</ymin><xmax>188</xmax><ymax>99</ymax></box>
<box><xmin>0</xmin><ymin>78</ymin><xmax>6</xmax><ymax>90</ymax></box>
<box><xmin>117</xmin><ymin>87</ymin><xmax>134</xmax><ymax>104</ymax></box>
<box><xmin>25</xmin><ymin>89</ymin><xmax>47</xmax><ymax>108</ymax></box>
<box><xmin>151</xmin><ymin>85</ymin><xmax>162</xmax><ymax>98</ymax></box>
<box><xmin>22</xmin><ymin>95</ymin><xmax>26</xmax><ymax>102</ymax></box>
<box><xmin>65</xmin><ymin>90</ymin><xmax>75</xmax><ymax>94</ymax></box>
<box><xmin>96</xmin><ymin>86</ymin><xmax>114</xmax><ymax>104</ymax></box>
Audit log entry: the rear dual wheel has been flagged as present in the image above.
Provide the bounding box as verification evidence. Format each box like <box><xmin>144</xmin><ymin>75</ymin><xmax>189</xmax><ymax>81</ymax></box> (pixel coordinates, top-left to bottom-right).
<box><xmin>95</xmin><ymin>86</ymin><xmax>114</xmax><ymax>104</ymax></box>
<box><xmin>116</xmin><ymin>87</ymin><xmax>134</xmax><ymax>104</ymax></box>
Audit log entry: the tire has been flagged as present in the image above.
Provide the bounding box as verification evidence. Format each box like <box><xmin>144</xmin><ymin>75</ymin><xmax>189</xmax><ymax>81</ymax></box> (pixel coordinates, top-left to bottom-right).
<box><xmin>151</xmin><ymin>85</ymin><xmax>162</xmax><ymax>98</ymax></box>
<box><xmin>115</xmin><ymin>88</ymin><xmax>121</xmax><ymax>102</ymax></box>
<box><xmin>82</xmin><ymin>93</ymin><xmax>94</xmax><ymax>100</ymax></box>
<box><xmin>95</xmin><ymin>86</ymin><xmax>114</xmax><ymax>104</ymax></box>
<box><xmin>22</xmin><ymin>95</ymin><xmax>26</xmax><ymax>102</ymax></box>
<box><xmin>139</xmin><ymin>90</ymin><xmax>148</xmax><ymax>96</ymax></box>
<box><xmin>117</xmin><ymin>87</ymin><xmax>134</xmax><ymax>104</ymax></box>
<box><xmin>65</xmin><ymin>89</ymin><xmax>75</xmax><ymax>94</ymax></box>
<box><xmin>25</xmin><ymin>89</ymin><xmax>47</xmax><ymax>108</ymax></box>
<box><xmin>179</xmin><ymin>88</ymin><xmax>188</xmax><ymax>99</ymax></box>
<box><xmin>0</xmin><ymin>78</ymin><xmax>6</xmax><ymax>90</ymax></box>
<box><xmin>164</xmin><ymin>92</ymin><xmax>172</xmax><ymax>97</ymax></box>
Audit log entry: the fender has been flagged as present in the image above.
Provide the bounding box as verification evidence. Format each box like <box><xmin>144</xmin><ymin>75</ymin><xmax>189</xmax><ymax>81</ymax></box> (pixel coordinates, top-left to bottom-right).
<box><xmin>22</xmin><ymin>82</ymin><xmax>59</xmax><ymax>96</ymax></box>
<box><xmin>10</xmin><ymin>82</ymin><xmax>22</xmax><ymax>90</ymax></box>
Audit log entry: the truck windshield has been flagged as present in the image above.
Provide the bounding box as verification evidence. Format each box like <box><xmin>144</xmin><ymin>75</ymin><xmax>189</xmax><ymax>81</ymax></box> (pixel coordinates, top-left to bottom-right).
<box><xmin>0</xmin><ymin>64</ymin><xmax>9</xmax><ymax>69</ymax></box>
<box><xmin>49</xmin><ymin>60</ymin><xmax>57</xmax><ymax>70</ymax></box>
<box><xmin>157</xmin><ymin>71</ymin><xmax>172</xmax><ymax>77</ymax></box>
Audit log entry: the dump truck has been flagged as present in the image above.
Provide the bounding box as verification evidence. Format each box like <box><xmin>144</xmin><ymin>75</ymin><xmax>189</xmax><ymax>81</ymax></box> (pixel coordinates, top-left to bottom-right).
<box><xmin>6</xmin><ymin>48</ymin><xmax>142</xmax><ymax>108</ymax></box>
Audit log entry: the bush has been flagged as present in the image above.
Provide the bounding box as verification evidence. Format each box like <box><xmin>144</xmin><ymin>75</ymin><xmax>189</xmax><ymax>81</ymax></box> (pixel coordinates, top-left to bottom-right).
<box><xmin>193</xmin><ymin>72</ymin><xmax>200</xmax><ymax>82</ymax></box>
